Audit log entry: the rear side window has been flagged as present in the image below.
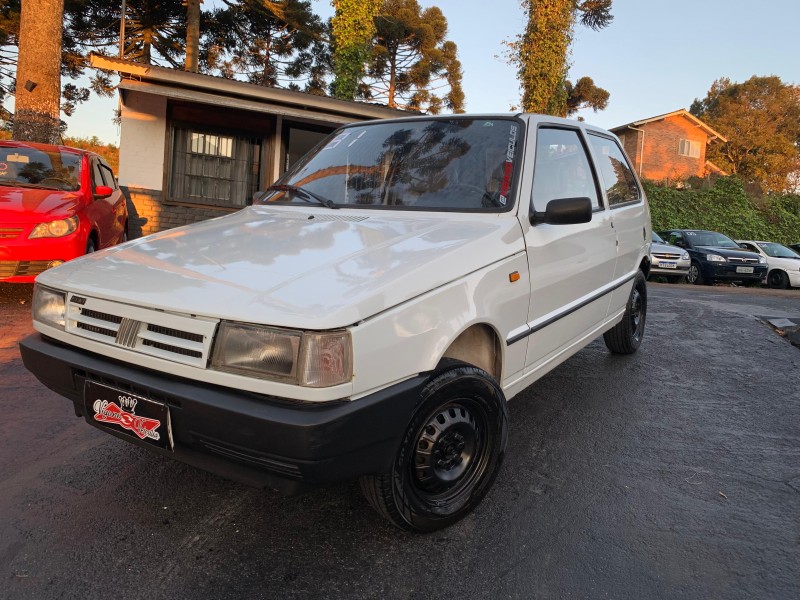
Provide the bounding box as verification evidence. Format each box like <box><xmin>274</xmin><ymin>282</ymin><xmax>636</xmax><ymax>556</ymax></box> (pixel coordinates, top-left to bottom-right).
<box><xmin>99</xmin><ymin>163</ymin><xmax>117</xmax><ymax>189</ymax></box>
<box><xmin>587</xmin><ymin>134</ymin><xmax>640</xmax><ymax>205</ymax></box>
<box><xmin>531</xmin><ymin>127</ymin><xmax>600</xmax><ymax>212</ymax></box>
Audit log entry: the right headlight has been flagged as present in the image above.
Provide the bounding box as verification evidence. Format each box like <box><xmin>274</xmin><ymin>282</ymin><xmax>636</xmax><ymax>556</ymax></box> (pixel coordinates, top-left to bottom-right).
<box><xmin>211</xmin><ymin>322</ymin><xmax>352</xmax><ymax>388</ymax></box>
<box><xmin>707</xmin><ymin>254</ymin><xmax>726</xmax><ymax>262</ymax></box>
<box><xmin>29</xmin><ymin>215</ymin><xmax>79</xmax><ymax>239</ymax></box>
<box><xmin>32</xmin><ymin>284</ymin><xmax>66</xmax><ymax>329</ymax></box>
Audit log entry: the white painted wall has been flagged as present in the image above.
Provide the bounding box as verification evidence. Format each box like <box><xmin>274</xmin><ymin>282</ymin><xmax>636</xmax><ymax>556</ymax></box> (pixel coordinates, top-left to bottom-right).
<box><xmin>118</xmin><ymin>91</ymin><xmax>167</xmax><ymax>190</ymax></box>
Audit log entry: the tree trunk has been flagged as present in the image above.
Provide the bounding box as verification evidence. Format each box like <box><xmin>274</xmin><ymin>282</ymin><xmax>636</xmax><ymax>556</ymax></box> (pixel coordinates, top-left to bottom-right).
<box><xmin>13</xmin><ymin>0</ymin><xmax>64</xmax><ymax>143</ymax></box>
<box><xmin>519</xmin><ymin>0</ymin><xmax>574</xmax><ymax>115</ymax></box>
<box><xmin>185</xmin><ymin>0</ymin><xmax>200</xmax><ymax>73</ymax></box>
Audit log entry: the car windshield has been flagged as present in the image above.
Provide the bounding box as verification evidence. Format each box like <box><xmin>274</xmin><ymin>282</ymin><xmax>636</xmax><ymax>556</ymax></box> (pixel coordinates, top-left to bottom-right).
<box><xmin>685</xmin><ymin>231</ymin><xmax>739</xmax><ymax>248</ymax></box>
<box><xmin>0</xmin><ymin>145</ymin><xmax>82</xmax><ymax>191</ymax></box>
<box><xmin>652</xmin><ymin>231</ymin><xmax>665</xmax><ymax>243</ymax></box>
<box><xmin>757</xmin><ymin>242</ymin><xmax>800</xmax><ymax>258</ymax></box>
<box><xmin>255</xmin><ymin>117</ymin><xmax>522</xmax><ymax>211</ymax></box>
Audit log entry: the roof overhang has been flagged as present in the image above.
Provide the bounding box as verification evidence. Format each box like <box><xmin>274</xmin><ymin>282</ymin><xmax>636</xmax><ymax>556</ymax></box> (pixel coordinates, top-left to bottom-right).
<box><xmin>611</xmin><ymin>109</ymin><xmax>728</xmax><ymax>143</ymax></box>
<box><xmin>91</xmin><ymin>54</ymin><xmax>410</xmax><ymax>123</ymax></box>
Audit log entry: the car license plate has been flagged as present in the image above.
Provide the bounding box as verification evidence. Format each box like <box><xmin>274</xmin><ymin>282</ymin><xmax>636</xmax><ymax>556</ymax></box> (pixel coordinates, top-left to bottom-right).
<box><xmin>736</xmin><ymin>266</ymin><xmax>754</xmax><ymax>274</ymax></box>
<box><xmin>84</xmin><ymin>381</ymin><xmax>173</xmax><ymax>450</ymax></box>
<box><xmin>659</xmin><ymin>261</ymin><xmax>677</xmax><ymax>269</ymax></box>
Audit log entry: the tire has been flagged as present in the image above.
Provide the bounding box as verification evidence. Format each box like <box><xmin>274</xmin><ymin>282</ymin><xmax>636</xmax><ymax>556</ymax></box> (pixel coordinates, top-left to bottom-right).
<box><xmin>686</xmin><ymin>262</ymin><xmax>705</xmax><ymax>285</ymax></box>
<box><xmin>767</xmin><ymin>270</ymin><xmax>789</xmax><ymax>289</ymax></box>
<box><xmin>360</xmin><ymin>362</ymin><xmax>508</xmax><ymax>533</ymax></box>
<box><xmin>666</xmin><ymin>275</ymin><xmax>685</xmax><ymax>284</ymax></box>
<box><xmin>85</xmin><ymin>238</ymin><xmax>96</xmax><ymax>254</ymax></box>
<box><xmin>604</xmin><ymin>270</ymin><xmax>647</xmax><ymax>354</ymax></box>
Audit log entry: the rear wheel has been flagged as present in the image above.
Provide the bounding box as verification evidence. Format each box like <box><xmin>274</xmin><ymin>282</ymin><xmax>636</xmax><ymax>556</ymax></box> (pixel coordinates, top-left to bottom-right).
<box><xmin>360</xmin><ymin>362</ymin><xmax>508</xmax><ymax>532</ymax></box>
<box><xmin>604</xmin><ymin>270</ymin><xmax>647</xmax><ymax>354</ymax></box>
<box><xmin>767</xmin><ymin>270</ymin><xmax>789</xmax><ymax>289</ymax></box>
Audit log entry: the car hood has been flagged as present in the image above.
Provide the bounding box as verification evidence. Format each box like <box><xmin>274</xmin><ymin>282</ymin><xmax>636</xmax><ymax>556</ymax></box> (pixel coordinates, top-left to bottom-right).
<box><xmin>651</xmin><ymin>242</ymin><xmax>685</xmax><ymax>255</ymax></box>
<box><xmin>0</xmin><ymin>186</ymin><xmax>81</xmax><ymax>222</ymax></box>
<box><xmin>37</xmin><ymin>206</ymin><xmax>525</xmax><ymax>329</ymax></box>
<box><xmin>695</xmin><ymin>246</ymin><xmax>761</xmax><ymax>260</ymax></box>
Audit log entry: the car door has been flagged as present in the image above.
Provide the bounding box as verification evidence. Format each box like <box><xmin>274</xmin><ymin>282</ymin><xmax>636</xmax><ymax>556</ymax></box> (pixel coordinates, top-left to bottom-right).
<box><xmin>98</xmin><ymin>159</ymin><xmax>127</xmax><ymax>244</ymax></box>
<box><xmin>585</xmin><ymin>132</ymin><xmax>648</xmax><ymax>316</ymax></box>
<box><xmin>86</xmin><ymin>156</ymin><xmax>119</xmax><ymax>248</ymax></box>
<box><xmin>521</xmin><ymin>125</ymin><xmax>618</xmax><ymax>373</ymax></box>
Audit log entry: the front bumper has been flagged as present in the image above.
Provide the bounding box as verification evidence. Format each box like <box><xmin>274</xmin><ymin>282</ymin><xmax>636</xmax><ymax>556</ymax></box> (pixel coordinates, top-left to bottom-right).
<box><xmin>0</xmin><ymin>227</ymin><xmax>85</xmax><ymax>283</ymax></box>
<box><xmin>701</xmin><ymin>262</ymin><xmax>767</xmax><ymax>282</ymax></box>
<box><xmin>20</xmin><ymin>333</ymin><xmax>426</xmax><ymax>495</ymax></box>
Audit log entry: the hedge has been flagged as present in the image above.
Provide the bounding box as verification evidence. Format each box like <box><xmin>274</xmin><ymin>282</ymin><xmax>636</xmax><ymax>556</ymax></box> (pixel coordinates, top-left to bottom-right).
<box><xmin>645</xmin><ymin>177</ymin><xmax>800</xmax><ymax>245</ymax></box>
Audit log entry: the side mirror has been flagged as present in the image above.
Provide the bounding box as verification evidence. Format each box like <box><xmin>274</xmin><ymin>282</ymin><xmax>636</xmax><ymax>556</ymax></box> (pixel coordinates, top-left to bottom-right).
<box><xmin>530</xmin><ymin>196</ymin><xmax>592</xmax><ymax>226</ymax></box>
<box><xmin>94</xmin><ymin>185</ymin><xmax>113</xmax><ymax>199</ymax></box>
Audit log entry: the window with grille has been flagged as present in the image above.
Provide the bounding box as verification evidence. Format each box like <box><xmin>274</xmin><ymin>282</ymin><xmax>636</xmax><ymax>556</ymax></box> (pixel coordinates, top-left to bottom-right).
<box><xmin>169</xmin><ymin>126</ymin><xmax>262</xmax><ymax>208</ymax></box>
<box><xmin>678</xmin><ymin>139</ymin><xmax>701</xmax><ymax>158</ymax></box>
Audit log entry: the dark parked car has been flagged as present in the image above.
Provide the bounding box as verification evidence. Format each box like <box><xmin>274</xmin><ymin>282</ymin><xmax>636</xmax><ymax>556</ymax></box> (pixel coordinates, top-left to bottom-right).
<box><xmin>790</xmin><ymin>243</ymin><xmax>800</xmax><ymax>255</ymax></box>
<box><xmin>658</xmin><ymin>229</ymin><xmax>767</xmax><ymax>286</ymax></box>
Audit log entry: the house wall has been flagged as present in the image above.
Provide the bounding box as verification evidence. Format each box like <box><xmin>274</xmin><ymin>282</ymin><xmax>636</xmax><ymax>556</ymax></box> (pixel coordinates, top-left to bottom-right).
<box><xmin>638</xmin><ymin>115</ymin><xmax>709</xmax><ymax>181</ymax></box>
<box><xmin>119</xmin><ymin>91</ymin><xmax>167</xmax><ymax>190</ymax></box>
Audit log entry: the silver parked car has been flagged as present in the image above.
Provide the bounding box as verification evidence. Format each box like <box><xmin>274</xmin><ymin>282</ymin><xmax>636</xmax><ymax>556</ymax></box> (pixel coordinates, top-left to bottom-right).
<box><xmin>649</xmin><ymin>231</ymin><xmax>690</xmax><ymax>283</ymax></box>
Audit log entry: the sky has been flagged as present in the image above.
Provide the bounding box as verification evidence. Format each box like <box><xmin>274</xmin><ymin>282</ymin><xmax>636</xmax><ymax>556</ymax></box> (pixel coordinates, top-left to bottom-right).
<box><xmin>62</xmin><ymin>0</ymin><xmax>800</xmax><ymax>144</ymax></box>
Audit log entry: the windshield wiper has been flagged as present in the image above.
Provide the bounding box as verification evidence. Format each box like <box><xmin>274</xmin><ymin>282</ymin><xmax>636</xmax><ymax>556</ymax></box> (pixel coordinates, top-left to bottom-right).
<box><xmin>264</xmin><ymin>184</ymin><xmax>339</xmax><ymax>209</ymax></box>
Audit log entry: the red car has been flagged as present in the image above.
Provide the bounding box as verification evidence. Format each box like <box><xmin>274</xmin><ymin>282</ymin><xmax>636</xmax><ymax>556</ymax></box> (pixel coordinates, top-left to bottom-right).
<box><xmin>0</xmin><ymin>140</ymin><xmax>128</xmax><ymax>283</ymax></box>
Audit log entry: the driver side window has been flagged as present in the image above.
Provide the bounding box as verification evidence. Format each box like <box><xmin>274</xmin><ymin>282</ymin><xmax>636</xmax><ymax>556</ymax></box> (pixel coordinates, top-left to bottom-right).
<box><xmin>531</xmin><ymin>127</ymin><xmax>599</xmax><ymax>213</ymax></box>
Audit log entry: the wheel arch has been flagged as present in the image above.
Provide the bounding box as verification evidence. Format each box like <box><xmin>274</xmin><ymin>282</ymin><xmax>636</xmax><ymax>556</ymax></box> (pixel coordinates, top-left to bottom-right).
<box><xmin>438</xmin><ymin>323</ymin><xmax>503</xmax><ymax>381</ymax></box>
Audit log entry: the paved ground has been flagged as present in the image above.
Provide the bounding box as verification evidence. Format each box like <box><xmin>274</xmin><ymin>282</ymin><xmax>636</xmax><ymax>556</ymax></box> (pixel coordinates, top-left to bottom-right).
<box><xmin>1</xmin><ymin>282</ymin><xmax>799</xmax><ymax>600</ymax></box>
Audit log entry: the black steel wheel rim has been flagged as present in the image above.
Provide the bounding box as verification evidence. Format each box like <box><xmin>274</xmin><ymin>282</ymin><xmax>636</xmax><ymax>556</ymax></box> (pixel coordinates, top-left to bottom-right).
<box><xmin>411</xmin><ymin>400</ymin><xmax>488</xmax><ymax>499</ymax></box>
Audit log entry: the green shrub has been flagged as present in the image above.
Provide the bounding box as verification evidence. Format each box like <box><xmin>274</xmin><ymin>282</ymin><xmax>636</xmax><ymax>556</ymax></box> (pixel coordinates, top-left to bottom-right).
<box><xmin>646</xmin><ymin>177</ymin><xmax>800</xmax><ymax>244</ymax></box>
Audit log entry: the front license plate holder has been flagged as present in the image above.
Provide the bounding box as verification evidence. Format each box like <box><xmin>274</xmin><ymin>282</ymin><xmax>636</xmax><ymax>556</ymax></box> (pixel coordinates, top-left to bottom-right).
<box><xmin>84</xmin><ymin>381</ymin><xmax>173</xmax><ymax>450</ymax></box>
<box><xmin>660</xmin><ymin>261</ymin><xmax>677</xmax><ymax>269</ymax></box>
<box><xmin>736</xmin><ymin>266</ymin><xmax>755</xmax><ymax>274</ymax></box>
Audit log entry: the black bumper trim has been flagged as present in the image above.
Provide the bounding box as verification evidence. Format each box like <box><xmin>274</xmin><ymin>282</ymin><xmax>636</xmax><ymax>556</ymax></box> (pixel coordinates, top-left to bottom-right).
<box><xmin>20</xmin><ymin>333</ymin><xmax>428</xmax><ymax>495</ymax></box>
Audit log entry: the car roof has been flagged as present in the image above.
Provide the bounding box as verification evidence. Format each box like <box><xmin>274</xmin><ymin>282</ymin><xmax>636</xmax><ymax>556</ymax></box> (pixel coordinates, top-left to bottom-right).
<box><xmin>0</xmin><ymin>139</ymin><xmax>87</xmax><ymax>156</ymax></box>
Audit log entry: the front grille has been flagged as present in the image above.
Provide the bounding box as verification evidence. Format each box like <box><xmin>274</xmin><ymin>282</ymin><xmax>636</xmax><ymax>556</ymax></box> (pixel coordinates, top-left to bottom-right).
<box><xmin>728</xmin><ymin>256</ymin><xmax>759</xmax><ymax>264</ymax></box>
<box><xmin>65</xmin><ymin>293</ymin><xmax>218</xmax><ymax>368</ymax></box>
<box><xmin>0</xmin><ymin>260</ymin><xmax>53</xmax><ymax>279</ymax></box>
<box><xmin>0</xmin><ymin>228</ymin><xmax>23</xmax><ymax>239</ymax></box>
<box><xmin>653</xmin><ymin>252</ymin><xmax>682</xmax><ymax>260</ymax></box>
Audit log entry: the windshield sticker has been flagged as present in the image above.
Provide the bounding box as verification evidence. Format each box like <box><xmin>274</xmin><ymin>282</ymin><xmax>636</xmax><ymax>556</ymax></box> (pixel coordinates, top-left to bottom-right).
<box><xmin>6</xmin><ymin>153</ymin><xmax>30</xmax><ymax>163</ymax></box>
<box><xmin>347</xmin><ymin>130</ymin><xmax>367</xmax><ymax>147</ymax></box>
<box><xmin>322</xmin><ymin>132</ymin><xmax>351</xmax><ymax>150</ymax></box>
<box><xmin>498</xmin><ymin>125</ymin><xmax>518</xmax><ymax>205</ymax></box>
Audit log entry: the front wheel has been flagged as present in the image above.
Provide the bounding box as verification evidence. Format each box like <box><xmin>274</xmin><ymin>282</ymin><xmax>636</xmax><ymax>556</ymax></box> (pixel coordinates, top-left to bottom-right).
<box><xmin>767</xmin><ymin>270</ymin><xmax>789</xmax><ymax>289</ymax></box>
<box><xmin>360</xmin><ymin>363</ymin><xmax>508</xmax><ymax>532</ymax></box>
<box><xmin>687</xmin><ymin>262</ymin><xmax>705</xmax><ymax>285</ymax></box>
<box><xmin>603</xmin><ymin>270</ymin><xmax>647</xmax><ymax>354</ymax></box>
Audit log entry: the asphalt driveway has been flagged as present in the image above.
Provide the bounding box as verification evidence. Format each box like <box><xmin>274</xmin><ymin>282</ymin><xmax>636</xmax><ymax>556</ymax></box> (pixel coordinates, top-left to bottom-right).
<box><xmin>1</xmin><ymin>282</ymin><xmax>798</xmax><ymax>600</ymax></box>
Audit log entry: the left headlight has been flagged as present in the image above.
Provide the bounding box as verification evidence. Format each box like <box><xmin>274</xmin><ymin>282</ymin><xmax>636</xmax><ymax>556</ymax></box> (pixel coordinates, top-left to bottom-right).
<box><xmin>29</xmin><ymin>215</ymin><xmax>79</xmax><ymax>239</ymax></box>
<box><xmin>707</xmin><ymin>254</ymin><xmax>726</xmax><ymax>262</ymax></box>
<box><xmin>32</xmin><ymin>284</ymin><xmax>66</xmax><ymax>329</ymax></box>
<box><xmin>758</xmin><ymin>256</ymin><xmax>766</xmax><ymax>264</ymax></box>
<box><xmin>211</xmin><ymin>322</ymin><xmax>353</xmax><ymax>388</ymax></box>
<box><xmin>681</xmin><ymin>251</ymin><xmax>690</xmax><ymax>260</ymax></box>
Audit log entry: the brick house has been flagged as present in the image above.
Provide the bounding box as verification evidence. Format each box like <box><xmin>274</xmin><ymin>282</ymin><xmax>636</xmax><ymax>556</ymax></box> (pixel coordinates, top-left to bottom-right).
<box><xmin>610</xmin><ymin>109</ymin><xmax>727</xmax><ymax>182</ymax></box>
<box><xmin>90</xmin><ymin>55</ymin><xmax>407</xmax><ymax>238</ymax></box>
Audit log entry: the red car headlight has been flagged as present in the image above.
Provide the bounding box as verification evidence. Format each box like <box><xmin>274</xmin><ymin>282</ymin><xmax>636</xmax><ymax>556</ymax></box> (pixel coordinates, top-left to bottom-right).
<box><xmin>29</xmin><ymin>215</ymin><xmax>79</xmax><ymax>239</ymax></box>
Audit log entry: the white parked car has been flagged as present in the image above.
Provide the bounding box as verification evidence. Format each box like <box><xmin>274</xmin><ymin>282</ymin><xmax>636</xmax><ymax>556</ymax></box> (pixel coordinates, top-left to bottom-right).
<box><xmin>736</xmin><ymin>240</ymin><xmax>800</xmax><ymax>289</ymax></box>
<box><xmin>649</xmin><ymin>231</ymin><xmax>690</xmax><ymax>283</ymax></box>
<box><xmin>21</xmin><ymin>114</ymin><xmax>651</xmax><ymax>532</ymax></box>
